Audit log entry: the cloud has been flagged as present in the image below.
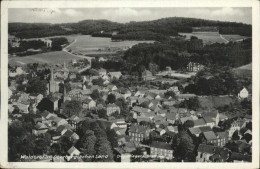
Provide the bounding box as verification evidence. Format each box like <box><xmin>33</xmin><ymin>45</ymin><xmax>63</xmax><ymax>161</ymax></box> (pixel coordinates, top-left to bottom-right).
<box><xmin>211</xmin><ymin>7</ymin><xmax>244</xmax><ymax>17</ymax></box>
<box><xmin>63</xmin><ymin>9</ymin><xmax>83</xmax><ymax>17</ymax></box>
<box><xmin>101</xmin><ymin>8</ymin><xmax>151</xmax><ymax>21</ymax></box>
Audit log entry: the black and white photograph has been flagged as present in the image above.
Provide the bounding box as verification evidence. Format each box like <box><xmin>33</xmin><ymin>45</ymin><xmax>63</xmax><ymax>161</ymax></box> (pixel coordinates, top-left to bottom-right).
<box><xmin>1</xmin><ymin>0</ymin><xmax>259</xmax><ymax>168</ymax></box>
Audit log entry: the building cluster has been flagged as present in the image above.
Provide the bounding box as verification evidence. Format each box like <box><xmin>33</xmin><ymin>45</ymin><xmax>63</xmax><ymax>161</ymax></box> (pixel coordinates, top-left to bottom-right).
<box><xmin>8</xmin><ymin>62</ymin><xmax>252</xmax><ymax>162</ymax></box>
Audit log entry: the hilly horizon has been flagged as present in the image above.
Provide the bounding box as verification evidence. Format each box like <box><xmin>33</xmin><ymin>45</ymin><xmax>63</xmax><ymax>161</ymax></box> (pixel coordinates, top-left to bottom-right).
<box><xmin>9</xmin><ymin>17</ymin><xmax>252</xmax><ymax>39</ymax></box>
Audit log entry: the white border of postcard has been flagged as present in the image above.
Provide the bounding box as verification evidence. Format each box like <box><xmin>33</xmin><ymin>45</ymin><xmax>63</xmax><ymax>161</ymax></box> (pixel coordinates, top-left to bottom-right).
<box><xmin>1</xmin><ymin>0</ymin><xmax>259</xmax><ymax>168</ymax></box>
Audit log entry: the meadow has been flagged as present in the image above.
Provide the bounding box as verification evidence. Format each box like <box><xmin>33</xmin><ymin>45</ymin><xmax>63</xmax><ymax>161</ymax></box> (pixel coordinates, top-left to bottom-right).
<box><xmin>221</xmin><ymin>34</ymin><xmax>248</xmax><ymax>42</ymax></box>
<box><xmin>8</xmin><ymin>51</ymin><xmax>83</xmax><ymax>66</ymax></box>
<box><xmin>64</xmin><ymin>35</ymin><xmax>154</xmax><ymax>55</ymax></box>
<box><xmin>179</xmin><ymin>32</ymin><xmax>225</xmax><ymax>44</ymax></box>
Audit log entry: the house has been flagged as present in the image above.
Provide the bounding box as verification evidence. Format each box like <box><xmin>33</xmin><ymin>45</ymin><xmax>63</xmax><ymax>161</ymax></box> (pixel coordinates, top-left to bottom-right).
<box><xmin>163</xmin><ymin>99</ymin><xmax>176</xmax><ymax>106</ymax></box>
<box><xmin>68</xmin><ymin>115</ymin><xmax>81</xmax><ymax>129</ymax></box>
<box><xmin>82</xmin><ymin>99</ymin><xmax>96</xmax><ymax>109</ymax></box>
<box><xmin>215</xmin><ymin>131</ymin><xmax>228</xmax><ymax>147</ymax></box>
<box><xmin>134</xmin><ymin>90</ymin><xmax>145</xmax><ymax>97</ymax></box>
<box><xmin>64</xmin><ymin>130</ymin><xmax>79</xmax><ymax>142</ymax></box>
<box><xmin>103</xmin><ymin>79</ymin><xmax>110</xmax><ymax>85</ymax></box>
<box><xmin>106</xmin><ymin>103</ymin><xmax>120</xmax><ymax>116</ymax></box>
<box><xmin>142</xmin><ymin>70</ymin><xmax>155</xmax><ymax>80</ymax></box>
<box><xmin>128</xmin><ymin>124</ymin><xmax>151</xmax><ymax>142</ymax></box>
<box><xmin>148</xmin><ymin>100</ymin><xmax>161</xmax><ymax>109</ymax></box>
<box><xmin>36</xmin><ymin>94</ymin><xmax>44</xmax><ymax>104</ymax></box>
<box><xmin>119</xmin><ymin>88</ymin><xmax>132</xmax><ymax>99</ymax></box>
<box><xmin>102</xmin><ymin>74</ymin><xmax>110</xmax><ymax>81</ymax></box>
<box><xmin>98</xmin><ymin>57</ymin><xmax>107</xmax><ymax>62</ymax></box>
<box><xmin>238</xmin><ymin>87</ymin><xmax>249</xmax><ymax>99</ymax></box>
<box><xmin>113</xmin><ymin>147</ymin><xmax>132</xmax><ymax>162</ymax></box>
<box><xmin>108</xmin><ymin>72</ymin><xmax>122</xmax><ymax>79</ymax></box>
<box><xmin>150</xmin><ymin>141</ymin><xmax>173</xmax><ymax>159</ymax></box>
<box><xmin>32</xmin><ymin>123</ymin><xmax>49</xmax><ymax>136</ymax></box>
<box><xmin>96</xmin><ymin>119</ymin><xmax>117</xmax><ymax>129</ymax></box>
<box><xmin>180</xmin><ymin>116</ymin><xmax>193</xmax><ymax>124</ymax></box>
<box><xmin>137</xmin><ymin>116</ymin><xmax>152</xmax><ymax>124</ymax></box>
<box><xmin>128</xmin><ymin>96</ymin><xmax>138</xmax><ymax>106</ymax></box>
<box><xmin>16</xmin><ymin>102</ymin><xmax>30</xmax><ymax>113</ymax></box>
<box><xmin>155</xmin><ymin>128</ymin><xmax>166</xmax><ymax>136</ymax></box>
<box><xmin>52</xmin><ymin>117</ymin><xmax>68</xmax><ymax>126</ymax></box>
<box><xmin>200</xmin><ymin>131</ymin><xmax>218</xmax><ymax>146</ymax></box>
<box><xmin>193</xmin><ymin>118</ymin><xmax>207</xmax><ymax>128</ymax></box>
<box><xmin>8</xmin><ymin>88</ymin><xmax>13</xmax><ymax>99</ymax></box>
<box><xmin>196</xmin><ymin>144</ymin><xmax>229</xmax><ymax>162</ymax></box>
<box><xmin>107</xmin><ymin>85</ymin><xmax>118</xmax><ymax>91</ymax></box>
<box><xmin>177</xmin><ymin>94</ymin><xmax>196</xmax><ymax>101</ymax></box>
<box><xmin>167</xmin><ymin>86</ymin><xmax>180</xmax><ymax>95</ymax></box>
<box><xmin>166</xmin><ymin>126</ymin><xmax>178</xmax><ymax>133</ymax></box>
<box><xmin>49</xmin><ymin>97</ymin><xmax>59</xmax><ymax>111</ymax></box>
<box><xmin>186</xmin><ymin>62</ymin><xmax>203</xmax><ymax>72</ymax></box>
<box><xmin>42</xmin><ymin>111</ymin><xmax>57</xmax><ymax>120</ymax></box>
<box><xmin>9</xmin><ymin>67</ymin><xmax>25</xmax><ymax>77</ymax></box>
<box><xmin>228</xmin><ymin>118</ymin><xmax>246</xmax><ymax>138</ymax></box>
<box><xmin>67</xmin><ymin>146</ymin><xmax>81</xmax><ymax>157</ymax></box>
<box><xmin>112</xmin><ymin>119</ymin><xmax>127</xmax><ymax>128</ymax></box>
<box><xmin>98</xmin><ymin>68</ymin><xmax>107</xmax><ymax>76</ymax></box>
<box><xmin>188</xmin><ymin>127</ymin><xmax>202</xmax><ymax>137</ymax></box>
<box><xmin>137</xmin><ymin>98</ymin><xmax>149</xmax><ymax>105</ymax></box>
<box><xmin>56</xmin><ymin>125</ymin><xmax>71</xmax><ymax>135</ymax></box>
<box><xmin>131</xmin><ymin>106</ymin><xmax>150</xmax><ymax>117</ymax></box>
<box><xmin>113</xmin><ymin>127</ymin><xmax>127</xmax><ymax>136</ymax></box>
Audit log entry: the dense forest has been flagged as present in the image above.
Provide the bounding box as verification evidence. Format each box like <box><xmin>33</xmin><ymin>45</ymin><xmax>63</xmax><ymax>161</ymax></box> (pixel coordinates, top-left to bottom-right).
<box><xmin>9</xmin><ymin>17</ymin><xmax>252</xmax><ymax>39</ymax></box>
<box><xmin>123</xmin><ymin>37</ymin><xmax>251</xmax><ymax>71</ymax></box>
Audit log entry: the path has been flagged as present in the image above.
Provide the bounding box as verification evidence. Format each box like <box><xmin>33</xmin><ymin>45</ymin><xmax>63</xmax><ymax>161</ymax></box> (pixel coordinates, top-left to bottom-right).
<box><xmin>62</xmin><ymin>39</ymin><xmax>93</xmax><ymax>73</ymax></box>
<box><xmin>219</xmin><ymin>34</ymin><xmax>229</xmax><ymax>44</ymax></box>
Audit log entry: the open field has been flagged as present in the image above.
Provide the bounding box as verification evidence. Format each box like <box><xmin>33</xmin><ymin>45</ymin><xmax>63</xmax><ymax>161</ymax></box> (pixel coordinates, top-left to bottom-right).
<box><xmin>179</xmin><ymin>32</ymin><xmax>225</xmax><ymax>44</ymax></box>
<box><xmin>233</xmin><ymin>63</ymin><xmax>252</xmax><ymax>78</ymax></box>
<box><xmin>221</xmin><ymin>34</ymin><xmax>249</xmax><ymax>42</ymax></box>
<box><xmin>64</xmin><ymin>35</ymin><xmax>154</xmax><ymax>55</ymax></box>
<box><xmin>8</xmin><ymin>51</ymin><xmax>86</xmax><ymax>66</ymax></box>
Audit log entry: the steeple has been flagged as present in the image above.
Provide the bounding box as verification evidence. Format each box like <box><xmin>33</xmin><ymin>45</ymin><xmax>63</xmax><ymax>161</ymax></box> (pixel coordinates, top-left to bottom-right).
<box><xmin>63</xmin><ymin>82</ymin><xmax>66</xmax><ymax>96</ymax></box>
<box><xmin>50</xmin><ymin>67</ymin><xmax>54</xmax><ymax>81</ymax></box>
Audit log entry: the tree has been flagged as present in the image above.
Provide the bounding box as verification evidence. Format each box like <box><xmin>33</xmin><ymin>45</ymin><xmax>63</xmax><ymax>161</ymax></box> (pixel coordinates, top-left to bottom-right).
<box><xmin>58</xmin><ymin>136</ymin><xmax>73</xmax><ymax>155</ymax></box>
<box><xmin>140</xmin><ymin>101</ymin><xmax>149</xmax><ymax>108</ymax></box>
<box><xmin>37</xmin><ymin>98</ymin><xmax>54</xmax><ymax>112</ymax></box>
<box><xmin>77</xmin><ymin>130</ymin><xmax>97</xmax><ymax>161</ymax></box>
<box><xmin>26</xmin><ymin>77</ymin><xmax>47</xmax><ymax>95</ymax></box>
<box><xmin>63</xmin><ymin>100</ymin><xmax>82</xmax><ymax>117</ymax></box>
<box><xmin>92</xmin><ymin>77</ymin><xmax>104</xmax><ymax>86</ymax></box>
<box><xmin>34</xmin><ymin>133</ymin><xmax>51</xmax><ymax>155</ymax></box>
<box><xmin>91</xmin><ymin>89</ymin><xmax>100</xmax><ymax>100</ymax></box>
<box><xmin>106</xmin><ymin>129</ymin><xmax>118</xmax><ymax>148</ymax></box>
<box><xmin>8</xmin><ymin>120</ymin><xmax>36</xmax><ymax>161</ymax></box>
<box><xmin>59</xmin><ymin>82</ymin><xmax>71</xmax><ymax>93</ymax></box>
<box><xmin>164</xmin><ymin>91</ymin><xmax>176</xmax><ymax>99</ymax></box>
<box><xmin>172</xmin><ymin>131</ymin><xmax>195</xmax><ymax>161</ymax></box>
<box><xmin>183</xmin><ymin>120</ymin><xmax>194</xmax><ymax>130</ymax></box>
<box><xmin>98</xmin><ymin>109</ymin><xmax>107</xmax><ymax>119</ymax></box>
<box><xmin>115</xmin><ymin>97</ymin><xmax>127</xmax><ymax>111</ymax></box>
<box><xmin>148</xmin><ymin>63</ymin><xmax>159</xmax><ymax>75</ymax></box>
<box><xmin>107</xmin><ymin>93</ymin><xmax>116</xmax><ymax>104</ymax></box>
<box><xmin>94</xmin><ymin>137</ymin><xmax>113</xmax><ymax>162</ymax></box>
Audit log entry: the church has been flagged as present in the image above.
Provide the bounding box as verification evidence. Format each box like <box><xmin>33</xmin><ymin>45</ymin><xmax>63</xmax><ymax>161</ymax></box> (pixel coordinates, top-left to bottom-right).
<box><xmin>47</xmin><ymin>68</ymin><xmax>60</xmax><ymax>95</ymax></box>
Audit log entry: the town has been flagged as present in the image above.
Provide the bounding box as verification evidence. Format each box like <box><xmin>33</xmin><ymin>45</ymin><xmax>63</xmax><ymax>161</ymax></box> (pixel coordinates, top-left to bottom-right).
<box><xmin>8</xmin><ymin>15</ymin><xmax>252</xmax><ymax>163</ymax></box>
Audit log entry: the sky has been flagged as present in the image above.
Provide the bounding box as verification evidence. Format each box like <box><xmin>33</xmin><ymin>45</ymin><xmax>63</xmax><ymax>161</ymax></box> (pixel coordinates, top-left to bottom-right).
<box><xmin>8</xmin><ymin>7</ymin><xmax>252</xmax><ymax>24</ymax></box>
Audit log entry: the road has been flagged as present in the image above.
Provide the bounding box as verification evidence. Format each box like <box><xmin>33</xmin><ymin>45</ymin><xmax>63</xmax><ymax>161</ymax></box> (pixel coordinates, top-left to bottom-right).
<box><xmin>62</xmin><ymin>39</ymin><xmax>92</xmax><ymax>73</ymax></box>
<box><xmin>219</xmin><ymin>34</ymin><xmax>229</xmax><ymax>44</ymax></box>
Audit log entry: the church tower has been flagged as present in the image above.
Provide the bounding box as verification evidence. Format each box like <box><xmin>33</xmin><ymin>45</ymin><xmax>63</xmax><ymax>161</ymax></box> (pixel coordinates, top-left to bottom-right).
<box><xmin>49</xmin><ymin>67</ymin><xmax>59</xmax><ymax>94</ymax></box>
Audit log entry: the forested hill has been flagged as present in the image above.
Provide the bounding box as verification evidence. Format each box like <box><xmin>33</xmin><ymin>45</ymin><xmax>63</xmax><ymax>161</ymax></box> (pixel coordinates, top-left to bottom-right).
<box><xmin>9</xmin><ymin>17</ymin><xmax>252</xmax><ymax>39</ymax></box>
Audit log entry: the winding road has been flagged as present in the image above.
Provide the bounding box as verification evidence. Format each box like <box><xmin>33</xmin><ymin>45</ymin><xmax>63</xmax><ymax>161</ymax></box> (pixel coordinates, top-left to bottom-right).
<box><xmin>62</xmin><ymin>39</ymin><xmax>92</xmax><ymax>73</ymax></box>
<box><xmin>219</xmin><ymin>34</ymin><xmax>230</xmax><ymax>44</ymax></box>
